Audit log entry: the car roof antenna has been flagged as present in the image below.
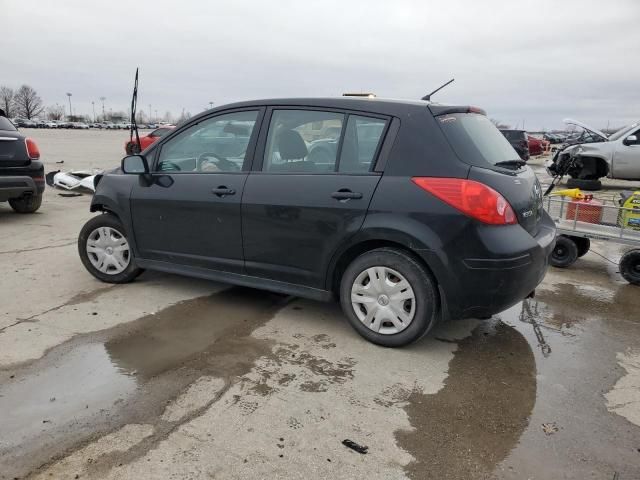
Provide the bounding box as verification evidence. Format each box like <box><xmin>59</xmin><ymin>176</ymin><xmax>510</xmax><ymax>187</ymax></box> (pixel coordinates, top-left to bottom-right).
<box><xmin>421</xmin><ymin>78</ymin><xmax>455</xmax><ymax>101</ymax></box>
<box><xmin>129</xmin><ymin>68</ymin><xmax>141</xmax><ymax>153</ymax></box>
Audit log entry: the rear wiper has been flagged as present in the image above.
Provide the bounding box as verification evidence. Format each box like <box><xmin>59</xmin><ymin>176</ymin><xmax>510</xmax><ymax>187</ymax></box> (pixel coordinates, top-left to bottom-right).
<box><xmin>495</xmin><ymin>160</ymin><xmax>526</xmax><ymax>169</ymax></box>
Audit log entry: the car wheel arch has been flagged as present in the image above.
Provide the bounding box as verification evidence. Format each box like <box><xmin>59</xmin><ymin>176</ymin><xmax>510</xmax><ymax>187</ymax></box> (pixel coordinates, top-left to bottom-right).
<box><xmin>326</xmin><ymin>237</ymin><xmax>442</xmax><ymax>298</ymax></box>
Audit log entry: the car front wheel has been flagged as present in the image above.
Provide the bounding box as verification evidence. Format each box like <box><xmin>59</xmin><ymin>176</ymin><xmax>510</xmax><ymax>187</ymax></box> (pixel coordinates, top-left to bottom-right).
<box><xmin>78</xmin><ymin>214</ymin><xmax>143</xmax><ymax>283</ymax></box>
<box><xmin>339</xmin><ymin>248</ymin><xmax>438</xmax><ymax>347</ymax></box>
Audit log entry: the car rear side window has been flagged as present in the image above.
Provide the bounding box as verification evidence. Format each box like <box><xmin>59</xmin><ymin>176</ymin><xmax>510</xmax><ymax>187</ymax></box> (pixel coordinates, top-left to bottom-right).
<box><xmin>263</xmin><ymin>110</ymin><xmax>344</xmax><ymax>173</ymax></box>
<box><xmin>338</xmin><ymin>116</ymin><xmax>386</xmax><ymax>173</ymax></box>
<box><xmin>0</xmin><ymin>117</ymin><xmax>16</xmax><ymax>131</ymax></box>
<box><xmin>437</xmin><ymin>113</ymin><xmax>520</xmax><ymax>167</ymax></box>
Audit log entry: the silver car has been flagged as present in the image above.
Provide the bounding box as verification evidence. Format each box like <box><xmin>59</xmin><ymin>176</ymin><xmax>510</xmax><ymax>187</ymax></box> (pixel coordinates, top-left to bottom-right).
<box><xmin>548</xmin><ymin>118</ymin><xmax>640</xmax><ymax>190</ymax></box>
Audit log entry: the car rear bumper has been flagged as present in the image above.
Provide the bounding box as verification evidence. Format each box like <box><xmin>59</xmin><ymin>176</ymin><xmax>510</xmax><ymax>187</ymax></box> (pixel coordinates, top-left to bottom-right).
<box><xmin>0</xmin><ymin>162</ymin><xmax>45</xmax><ymax>201</ymax></box>
<box><xmin>420</xmin><ymin>212</ymin><xmax>556</xmax><ymax>320</ymax></box>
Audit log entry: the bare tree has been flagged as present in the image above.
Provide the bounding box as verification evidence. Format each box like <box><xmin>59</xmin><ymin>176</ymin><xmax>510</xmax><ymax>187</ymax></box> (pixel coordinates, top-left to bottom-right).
<box><xmin>46</xmin><ymin>104</ymin><xmax>65</xmax><ymax>120</ymax></box>
<box><xmin>0</xmin><ymin>86</ymin><xmax>15</xmax><ymax>117</ymax></box>
<box><xmin>13</xmin><ymin>85</ymin><xmax>44</xmax><ymax>119</ymax></box>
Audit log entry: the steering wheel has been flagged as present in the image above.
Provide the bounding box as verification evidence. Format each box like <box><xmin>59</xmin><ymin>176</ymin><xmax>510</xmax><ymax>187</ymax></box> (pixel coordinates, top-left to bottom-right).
<box><xmin>158</xmin><ymin>161</ymin><xmax>182</xmax><ymax>172</ymax></box>
<box><xmin>196</xmin><ymin>152</ymin><xmax>239</xmax><ymax>172</ymax></box>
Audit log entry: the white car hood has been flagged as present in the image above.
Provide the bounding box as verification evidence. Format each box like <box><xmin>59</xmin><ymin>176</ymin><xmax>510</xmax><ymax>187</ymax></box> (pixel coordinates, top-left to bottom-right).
<box><xmin>563</xmin><ymin>118</ymin><xmax>608</xmax><ymax>141</ymax></box>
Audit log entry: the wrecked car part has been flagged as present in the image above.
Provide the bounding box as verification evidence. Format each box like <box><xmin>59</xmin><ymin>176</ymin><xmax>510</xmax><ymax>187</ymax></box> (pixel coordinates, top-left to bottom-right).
<box><xmin>46</xmin><ymin>170</ymin><xmax>102</xmax><ymax>193</ymax></box>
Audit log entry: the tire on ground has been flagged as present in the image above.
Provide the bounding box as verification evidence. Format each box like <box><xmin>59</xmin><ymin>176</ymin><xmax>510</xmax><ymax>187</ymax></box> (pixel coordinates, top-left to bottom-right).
<box><xmin>9</xmin><ymin>193</ymin><xmax>43</xmax><ymax>213</ymax></box>
<box><xmin>572</xmin><ymin>236</ymin><xmax>591</xmax><ymax>257</ymax></box>
<box><xmin>566</xmin><ymin>178</ymin><xmax>602</xmax><ymax>191</ymax></box>
<box><xmin>77</xmin><ymin>213</ymin><xmax>144</xmax><ymax>284</ymax></box>
<box><xmin>339</xmin><ymin>247</ymin><xmax>439</xmax><ymax>348</ymax></box>
<box><xmin>619</xmin><ymin>249</ymin><xmax>640</xmax><ymax>285</ymax></box>
<box><xmin>550</xmin><ymin>235</ymin><xmax>579</xmax><ymax>268</ymax></box>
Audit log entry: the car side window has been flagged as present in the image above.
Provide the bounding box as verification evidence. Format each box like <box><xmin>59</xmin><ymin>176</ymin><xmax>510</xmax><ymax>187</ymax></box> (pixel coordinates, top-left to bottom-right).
<box><xmin>156</xmin><ymin>111</ymin><xmax>258</xmax><ymax>173</ymax></box>
<box><xmin>338</xmin><ymin>116</ymin><xmax>386</xmax><ymax>173</ymax></box>
<box><xmin>263</xmin><ymin>110</ymin><xmax>344</xmax><ymax>173</ymax></box>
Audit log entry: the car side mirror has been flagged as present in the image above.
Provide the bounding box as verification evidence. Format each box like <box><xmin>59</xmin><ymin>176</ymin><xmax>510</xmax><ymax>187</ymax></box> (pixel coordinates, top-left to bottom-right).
<box><xmin>624</xmin><ymin>134</ymin><xmax>638</xmax><ymax>145</ymax></box>
<box><xmin>122</xmin><ymin>154</ymin><xmax>149</xmax><ymax>174</ymax></box>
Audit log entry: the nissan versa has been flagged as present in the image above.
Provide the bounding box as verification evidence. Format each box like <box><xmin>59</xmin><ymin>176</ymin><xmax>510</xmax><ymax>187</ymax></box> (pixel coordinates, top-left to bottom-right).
<box><xmin>77</xmin><ymin>97</ymin><xmax>556</xmax><ymax>347</ymax></box>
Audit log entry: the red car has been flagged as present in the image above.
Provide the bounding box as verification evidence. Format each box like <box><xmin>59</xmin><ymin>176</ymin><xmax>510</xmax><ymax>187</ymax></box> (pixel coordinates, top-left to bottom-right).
<box><xmin>125</xmin><ymin>126</ymin><xmax>174</xmax><ymax>154</ymax></box>
<box><xmin>527</xmin><ymin>135</ymin><xmax>549</xmax><ymax>157</ymax></box>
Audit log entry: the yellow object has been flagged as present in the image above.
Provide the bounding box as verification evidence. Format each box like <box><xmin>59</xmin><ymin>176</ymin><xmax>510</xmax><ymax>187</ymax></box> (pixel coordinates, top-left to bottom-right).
<box><xmin>549</xmin><ymin>188</ymin><xmax>587</xmax><ymax>200</ymax></box>
<box><xmin>618</xmin><ymin>191</ymin><xmax>640</xmax><ymax>231</ymax></box>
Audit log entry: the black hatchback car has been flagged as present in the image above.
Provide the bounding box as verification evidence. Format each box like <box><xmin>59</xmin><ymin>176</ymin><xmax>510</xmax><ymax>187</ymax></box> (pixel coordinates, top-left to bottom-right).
<box><xmin>78</xmin><ymin>97</ymin><xmax>555</xmax><ymax>347</ymax></box>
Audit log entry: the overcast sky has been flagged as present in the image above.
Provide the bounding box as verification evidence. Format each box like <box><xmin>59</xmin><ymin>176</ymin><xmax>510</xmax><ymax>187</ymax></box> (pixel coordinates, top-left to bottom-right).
<box><xmin>2</xmin><ymin>0</ymin><xmax>638</xmax><ymax>130</ymax></box>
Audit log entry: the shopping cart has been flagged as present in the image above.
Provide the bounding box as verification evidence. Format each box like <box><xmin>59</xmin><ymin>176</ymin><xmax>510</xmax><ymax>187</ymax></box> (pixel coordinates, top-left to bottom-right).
<box><xmin>543</xmin><ymin>189</ymin><xmax>640</xmax><ymax>285</ymax></box>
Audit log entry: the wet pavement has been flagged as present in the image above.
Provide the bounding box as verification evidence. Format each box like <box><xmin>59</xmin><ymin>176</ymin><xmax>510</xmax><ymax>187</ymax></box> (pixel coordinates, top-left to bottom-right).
<box><xmin>0</xmin><ymin>132</ymin><xmax>639</xmax><ymax>479</ymax></box>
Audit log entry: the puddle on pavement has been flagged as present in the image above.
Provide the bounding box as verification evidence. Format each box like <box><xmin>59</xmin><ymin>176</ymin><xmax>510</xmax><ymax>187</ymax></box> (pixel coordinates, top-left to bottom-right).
<box><xmin>396</xmin><ymin>319</ymin><xmax>536</xmax><ymax>480</ymax></box>
<box><xmin>536</xmin><ymin>282</ymin><xmax>640</xmax><ymax>329</ymax></box>
<box><xmin>0</xmin><ymin>287</ymin><xmax>289</xmax><ymax>479</ymax></box>
<box><xmin>495</xmin><ymin>299</ymin><xmax>640</xmax><ymax>479</ymax></box>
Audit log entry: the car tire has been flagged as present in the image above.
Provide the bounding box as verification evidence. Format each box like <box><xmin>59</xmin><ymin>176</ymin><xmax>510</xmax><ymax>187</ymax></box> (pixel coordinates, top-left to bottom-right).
<box><xmin>619</xmin><ymin>249</ymin><xmax>640</xmax><ymax>285</ymax></box>
<box><xmin>339</xmin><ymin>248</ymin><xmax>438</xmax><ymax>347</ymax></box>
<box><xmin>566</xmin><ymin>178</ymin><xmax>602</xmax><ymax>191</ymax></box>
<box><xmin>78</xmin><ymin>214</ymin><xmax>143</xmax><ymax>284</ymax></box>
<box><xmin>572</xmin><ymin>236</ymin><xmax>590</xmax><ymax>257</ymax></box>
<box><xmin>550</xmin><ymin>235</ymin><xmax>578</xmax><ymax>268</ymax></box>
<box><xmin>9</xmin><ymin>193</ymin><xmax>43</xmax><ymax>213</ymax></box>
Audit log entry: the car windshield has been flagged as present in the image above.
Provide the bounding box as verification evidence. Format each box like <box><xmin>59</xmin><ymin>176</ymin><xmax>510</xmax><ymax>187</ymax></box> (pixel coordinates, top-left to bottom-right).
<box><xmin>608</xmin><ymin>122</ymin><xmax>639</xmax><ymax>141</ymax></box>
<box><xmin>0</xmin><ymin>116</ymin><xmax>17</xmax><ymax>131</ymax></box>
<box><xmin>437</xmin><ymin>113</ymin><xmax>520</xmax><ymax>167</ymax></box>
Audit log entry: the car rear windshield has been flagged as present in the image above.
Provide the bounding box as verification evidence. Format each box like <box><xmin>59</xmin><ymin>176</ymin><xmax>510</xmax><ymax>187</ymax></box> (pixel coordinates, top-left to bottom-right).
<box><xmin>437</xmin><ymin>113</ymin><xmax>520</xmax><ymax>167</ymax></box>
<box><xmin>0</xmin><ymin>117</ymin><xmax>17</xmax><ymax>131</ymax></box>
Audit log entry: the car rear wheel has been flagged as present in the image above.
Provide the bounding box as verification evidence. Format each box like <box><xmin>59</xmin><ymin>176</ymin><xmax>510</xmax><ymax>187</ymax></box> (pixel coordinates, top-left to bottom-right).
<box><xmin>566</xmin><ymin>178</ymin><xmax>602</xmax><ymax>191</ymax></box>
<box><xmin>550</xmin><ymin>235</ymin><xmax>578</xmax><ymax>268</ymax></box>
<box><xmin>619</xmin><ymin>249</ymin><xmax>640</xmax><ymax>285</ymax></box>
<box><xmin>78</xmin><ymin>214</ymin><xmax>143</xmax><ymax>283</ymax></box>
<box><xmin>339</xmin><ymin>248</ymin><xmax>438</xmax><ymax>347</ymax></box>
<box><xmin>9</xmin><ymin>193</ymin><xmax>43</xmax><ymax>213</ymax></box>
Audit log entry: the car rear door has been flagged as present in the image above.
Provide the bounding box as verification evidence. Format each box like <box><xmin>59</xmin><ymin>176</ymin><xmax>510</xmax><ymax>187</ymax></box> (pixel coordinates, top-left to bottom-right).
<box><xmin>241</xmin><ymin>107</ymin><xmax>389</xmax><ymax>289</ymax></box>
<box><xmin>129</xmin><ymin>109</ymin><xmax>262</xmax><ymax>273</ymax></box>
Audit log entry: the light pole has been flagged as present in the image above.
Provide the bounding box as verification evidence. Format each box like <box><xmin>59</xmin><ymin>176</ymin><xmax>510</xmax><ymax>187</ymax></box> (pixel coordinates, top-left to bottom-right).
<box><xmin>92</xmin><ymin>101</ymin><xmax>96</xmax><ymax>122</ymax></box>
<box><xmin>149</xmin><ymin>104</ymin><xmax>152</xmax><ymax>123</ymax></box>
<box><xmin>99</xmin><ymin>97</ymin><xmax>106</xmax><ymax>120</ymax></box>
<box><xmin>66</xmin><ymin>93</ymin><xmax>73</xmax><ymax>120</ymax></box>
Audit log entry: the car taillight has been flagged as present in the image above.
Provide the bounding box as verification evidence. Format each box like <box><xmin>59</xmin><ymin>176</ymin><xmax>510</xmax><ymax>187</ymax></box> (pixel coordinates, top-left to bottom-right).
<box><xmin>411</xmin><ymin>177</ymin><xmax>517</xmax><ymax>225</ymax></box>
<box><xmin>25</xmin><ymin>138</ymin><xmax>40</xmax><ymax>159</ymax></box>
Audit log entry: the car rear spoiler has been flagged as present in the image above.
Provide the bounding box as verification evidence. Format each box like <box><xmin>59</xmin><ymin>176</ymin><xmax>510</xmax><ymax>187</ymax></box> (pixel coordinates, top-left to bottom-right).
<box><xmin>428</xmin><ymin>105</ymin><xmax>487</xmax><ymax>116</ymax></box>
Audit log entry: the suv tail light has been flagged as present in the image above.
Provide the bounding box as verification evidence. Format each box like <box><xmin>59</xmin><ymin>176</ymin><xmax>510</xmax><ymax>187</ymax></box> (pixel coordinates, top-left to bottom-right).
<box><xmin>412</xmin><ymin>177</ymin><xmax>517</xmax><ymax>225</ymax></box>
<box><xmin>25</xmin><ymin>138</ymin><xmax>40</xmax><ymax>160</ymax></box>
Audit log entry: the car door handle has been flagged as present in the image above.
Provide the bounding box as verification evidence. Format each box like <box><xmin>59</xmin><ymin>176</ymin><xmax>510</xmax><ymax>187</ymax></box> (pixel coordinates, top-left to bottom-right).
<box><xmin>331</xmin><ymin>190</ymin><xmax>363</xmax><ymax>200</ymax></box>
<box><xmin>212</xmin><ymin>186</ymin><xmax>236</xmax><ymax>197</ymax></box>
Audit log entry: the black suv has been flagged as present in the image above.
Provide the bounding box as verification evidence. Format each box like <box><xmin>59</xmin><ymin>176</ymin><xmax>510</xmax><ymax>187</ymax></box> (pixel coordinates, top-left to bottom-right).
<box><xmin>500</xmin><ymin>129</ymin><xmax>530</xmax><ymax>161</ymax></box>
<box><xmin>78</xmin><ymin>98</ymin><xmax>555</xmax><ymax>347</ymax></box>
<box><xmin>0</xmin><ymin>109</ymin><xmax>45</xmax><ymax>213</ymax></box>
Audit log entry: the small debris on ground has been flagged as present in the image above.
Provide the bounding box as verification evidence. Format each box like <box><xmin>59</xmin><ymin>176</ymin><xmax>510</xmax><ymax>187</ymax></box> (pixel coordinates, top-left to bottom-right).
<box><xmin>542</xmin><ymin>422</ymin><xmax>559</xmax><ymax>435</ymax></box>
<box><xmin>342</xmin><ymin>439</ymin><xmax>369</xmax><ymax>454</ymax></box>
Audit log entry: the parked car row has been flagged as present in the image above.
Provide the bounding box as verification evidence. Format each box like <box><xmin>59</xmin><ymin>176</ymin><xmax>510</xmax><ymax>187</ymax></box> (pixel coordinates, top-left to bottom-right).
<box><xmin>10</xmin><ymin>119</ymin><xmax>167</xmax><ymax>130</ymax></box>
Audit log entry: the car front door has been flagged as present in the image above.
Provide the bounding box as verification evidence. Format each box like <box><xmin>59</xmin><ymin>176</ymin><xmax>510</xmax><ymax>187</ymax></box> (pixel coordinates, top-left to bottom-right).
<box><xmin>242</xmin><ymin>108</ymin><xmax>389</xmax><ymax>289</ymax></box>
<box><xmin>613</xmin><ymin>128</ymin><xmax>640</xmax><ymax>179</ymax></box>
<box><xmin>130</xmin><ymin>109</ymin><xmax>262</xmax><ymax>273</ymax></box>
